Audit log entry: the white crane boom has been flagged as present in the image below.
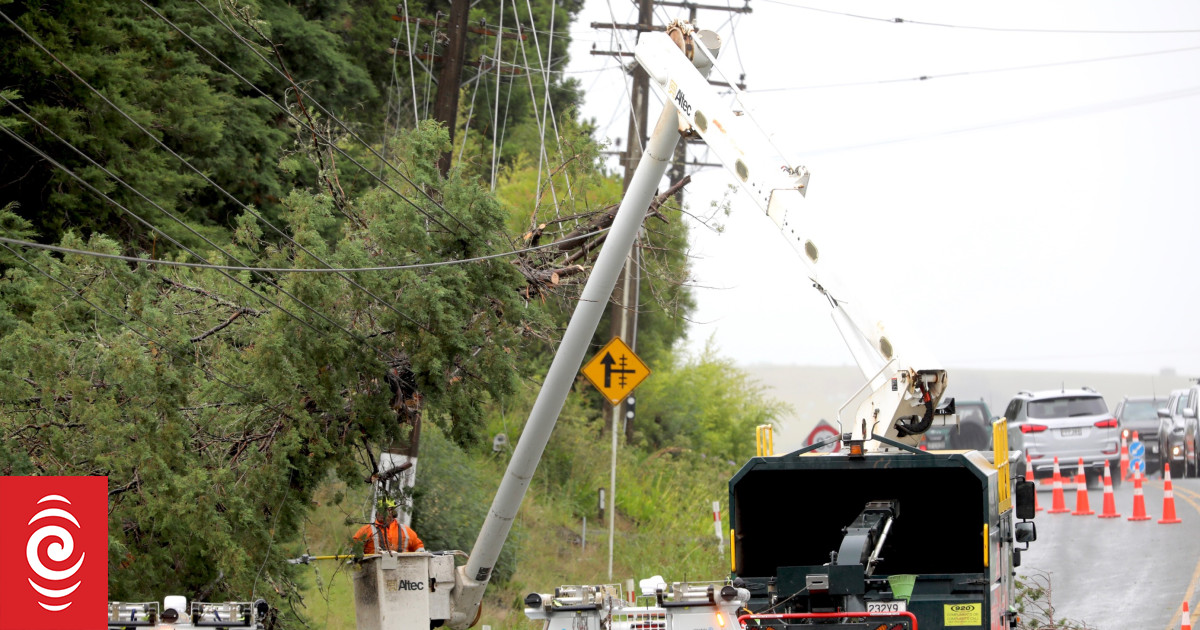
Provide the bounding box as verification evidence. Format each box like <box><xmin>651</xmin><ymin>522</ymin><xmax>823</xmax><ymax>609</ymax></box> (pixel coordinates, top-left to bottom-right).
<box><xmin>633</xmin><ymin>28</ymin><xmax>947</xmax><ymax>445</ymax></box>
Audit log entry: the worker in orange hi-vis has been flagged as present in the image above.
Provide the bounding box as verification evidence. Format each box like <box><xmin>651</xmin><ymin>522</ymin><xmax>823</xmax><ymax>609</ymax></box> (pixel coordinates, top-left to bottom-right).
<box><xmin>354</xmin><ymin>498</ymin><xmax>424</xmax><ymax>554</ymax></box>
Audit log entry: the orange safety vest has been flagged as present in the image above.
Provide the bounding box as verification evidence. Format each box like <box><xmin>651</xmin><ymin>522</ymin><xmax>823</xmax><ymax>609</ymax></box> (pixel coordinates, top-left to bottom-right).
<box><xmin>353</xmin><ymin>521</ymin><xmax>424</xmax><ymax>554</ymax></box>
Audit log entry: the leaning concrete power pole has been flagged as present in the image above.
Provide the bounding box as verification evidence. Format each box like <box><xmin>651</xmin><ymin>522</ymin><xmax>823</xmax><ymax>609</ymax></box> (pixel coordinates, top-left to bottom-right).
<box><xmin>446</xmin><ymin>28</ymin><xmax>723</xmax><ymax>624</ymax></box>
<box><xmin>448</xmin><ymin>99</ymin><xmax>683</xmax><ymax>629</ymax></box>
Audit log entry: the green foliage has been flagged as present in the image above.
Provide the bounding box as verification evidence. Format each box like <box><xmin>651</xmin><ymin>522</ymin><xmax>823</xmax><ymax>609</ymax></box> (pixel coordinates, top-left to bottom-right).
<box><xmin>635</xmin><ymin>340</ymin><xmax>790</xmax><ymax>462</ymax></box>
<box><xmin>0</xmin><ymin>89</ymin><xmax>23</xmax><ymax>130</ymax></box>
<box><xmin>0</xmin><ymin>3</ymin><xmax>739</xmax><ymax>629</ymax></box>
<box><xmin>0</xmin><ymin>119</ymin><xmax>538</xmax><ymax>620</ymax></box>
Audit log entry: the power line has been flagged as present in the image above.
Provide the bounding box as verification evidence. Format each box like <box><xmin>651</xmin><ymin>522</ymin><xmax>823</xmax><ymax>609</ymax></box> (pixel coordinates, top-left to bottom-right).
<box><xmin>0</xmin><ymin>102</ymin><xmax>340</xmax><ymax>340</ymax></box>
<box><xmin>0</xmin><ymin>229</ymin><xmax>612</xmax><ymax>273</ymax></box>
<box><xmin>0</xmin><ymin>28</ymin><xmax>380</xmax><ymax>344</ymax></box>
<box><xmin>0</xmin><ymin>102</ymin><xmax>451</xmax><ymax>386</ymax></box>
<box><xmin>144</xmin><ymin>0</ymin><xmax>456</xmax><ymax>236</ymax></box>
<box><xmin>757</xmin><ymin>0</ymin><xmax>1200</xmax><ymax>34</ymax></box>
<box><xmin>749</xmin><ymin>43</ymin><xmax>1200</xmax><ymax>93</ymax></box>
<box><xmin>7</xmin><ymin>5</ymin><xmax>429</xmax><ymax>336</ymax></box>
<box><xmin>799</xmin><ymin>82</ymin><xmax>1200</xmax><ymax>155</ymax></box>
<box><xmin>0</xmin><ymin>242</ymin><xmax>249</xmax><ymax>394</ymax></box>
<box><xmin>513</xmin><ymin>0</ymin><xmax>574</xmax><ymax>222</ymax></box>
<box><xmin>185</xmin><ymin>0</ymin><xmax>479</xmax><ymax>238</ymax></box>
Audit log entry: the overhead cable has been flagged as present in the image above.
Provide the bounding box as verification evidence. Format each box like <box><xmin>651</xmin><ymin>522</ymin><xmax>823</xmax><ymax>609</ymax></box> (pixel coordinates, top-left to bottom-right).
<box><xmin>757</xmin><ymin>0</ymin><xmax>1200</xmax><ymax>34</ymax></box>
<box><xmin>798</xmin><ymin>83</ymin><xmax>1200</xmax><ymax>156</ymax></box>
<box><xmin>750</xmin><ymin>43</ymin><xmax>1200</xmax><ymax>93</ymax></box>
<box><xmin>117</xmin><ymin>4</ymin><xmax>446</xmax><ymax>331</ymax></box>
<box><xmin>0</xmin><ymin>13</ymin><xmax>412</xmax><ymax>340</ymax></box>
<box><xmin>0</xmin><ymin>242</ymin><xmax>249</xmax><ymax>394</ymax></box>
<box><xmin>0</xmin><ymin>101</ymin><xmax>345</xmax><ymax>340</ymax></box>
<box><xmin>0</xmin><ymin>229</ymin><xmax>612</xmax><ymax>273</ymax></box>
<box><xmin>490</xmin><ymin>2</ymin><xmax>506</xmax><ymax>191</ymax></box>
<box><xmin>143</xmin><ymin>1</ymin><xmax>464</xmax><ymax>241</ymax></box>
<box><xmin>185</xmin><ymin>0</ymin><xmax>478</xmax><ymax>237</ymax></box>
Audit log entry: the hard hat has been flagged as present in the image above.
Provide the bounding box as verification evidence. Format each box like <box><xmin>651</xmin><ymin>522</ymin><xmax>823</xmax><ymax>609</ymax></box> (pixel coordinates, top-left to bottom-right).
<box><xmin>377</xmin><ymin>497</ymin><xmax>397</xmax><ymax>510</ymax></box>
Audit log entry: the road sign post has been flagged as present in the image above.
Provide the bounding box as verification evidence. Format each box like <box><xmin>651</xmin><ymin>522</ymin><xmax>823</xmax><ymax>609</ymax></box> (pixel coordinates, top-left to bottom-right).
<box><xmin>582</xmin><ymin>336</ymin><xmax>651</xmax><ymax>582</ymax></box>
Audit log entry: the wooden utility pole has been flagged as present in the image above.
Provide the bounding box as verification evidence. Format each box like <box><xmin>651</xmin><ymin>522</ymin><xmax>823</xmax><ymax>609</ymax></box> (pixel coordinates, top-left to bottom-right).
<box><xmin>433</xmin><ymin>0</ymin><xmax>470</xmax><ymax>177</ymax></box>
<box><xmin>593</xmin><ymin>0</ymin><xmax>750</xmax><ymax>439</ymax></box>
<box><xmin>599</xmin><ymin>0</ymin><xmax>654</xmax><ymax>441</ymax></box>
<box><xmin>416</xmin><ymin>0</ymin><xmax>526</xmax><ymax>177</ymax></box>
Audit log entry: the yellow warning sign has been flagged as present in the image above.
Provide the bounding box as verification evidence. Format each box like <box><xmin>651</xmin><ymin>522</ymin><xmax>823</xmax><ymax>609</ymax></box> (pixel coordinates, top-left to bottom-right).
<box><xmin>581</xmin><ymin>337</ymin><xmax>650</xmax><ymax>405</ymax></box>
<box><xmin>944</xmin><ymin>603</ymin><xmax>982</xmax><ymax>626</ymax></box>
<box><xmin>993</xmin><ymin>418</ymin><xmax>1011</xmax><ymax>513</ymax></box>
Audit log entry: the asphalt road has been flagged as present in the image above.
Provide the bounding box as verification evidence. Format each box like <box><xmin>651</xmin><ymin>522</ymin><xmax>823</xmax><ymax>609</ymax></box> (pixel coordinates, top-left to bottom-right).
<box><xmin>1019</xmin><ymin>473</ymin><xmax>1200</xmax><ymax>630</ymax></box>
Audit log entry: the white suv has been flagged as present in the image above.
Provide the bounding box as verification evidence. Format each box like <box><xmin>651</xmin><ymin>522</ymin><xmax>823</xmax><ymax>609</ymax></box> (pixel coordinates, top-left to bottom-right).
<box><xmin>1003</xmin><ymin>388</ymin><xmax>1120</xmax><ymax>487</ymax></box>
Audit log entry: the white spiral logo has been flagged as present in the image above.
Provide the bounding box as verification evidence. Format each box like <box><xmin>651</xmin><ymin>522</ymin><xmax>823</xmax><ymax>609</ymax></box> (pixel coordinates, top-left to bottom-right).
<box><xmin>26</xmin><ymin>494</ymin><xmax>85</xmax><ymax>612</ymax></box>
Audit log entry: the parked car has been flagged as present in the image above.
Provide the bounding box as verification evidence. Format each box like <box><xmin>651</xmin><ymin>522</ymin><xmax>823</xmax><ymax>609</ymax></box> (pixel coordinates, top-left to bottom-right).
<box><xmin>1003</xmin><ymin>388</ymin><xmax>1120</xmax><ymax>487</ymax></box>
<box><xmin>923</xmin><ymin>398</ymin><xmax>1026</xmax><ymax>477</ymax></box>
<box><xmin>1157</xmin><ymin>389</ymin><xmax>1192</xmax><ymax>477</ymax></box>
<box><xmin>1181</xmin><ymin>384</ymin><xmax>1200</xmax><ymax>478</ymax></box>
<box><xmin>1112</xmin><ymin>395</ymin><xmax>1166</xmax><ymax>474</ymax></box>
<box><xmin>925</xmin><ymin>399</ymin><xmax>993</xmax><ymax>451</ymax></box>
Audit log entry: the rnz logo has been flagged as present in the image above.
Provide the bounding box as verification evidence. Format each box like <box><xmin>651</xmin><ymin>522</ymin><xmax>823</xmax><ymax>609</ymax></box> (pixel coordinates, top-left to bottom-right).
<box><xmin>0</xmin><ymin>476</ymin><xmax>108</xmax><ymax>630</ymax></box>
<box><xmin>27</xmin><ymin>494</ymin><xmax>87</xmax><ymax>611</ymax></box>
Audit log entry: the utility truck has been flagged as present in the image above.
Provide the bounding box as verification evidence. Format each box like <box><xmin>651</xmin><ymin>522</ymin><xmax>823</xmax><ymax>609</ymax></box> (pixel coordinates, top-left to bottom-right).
<box><xmin>520</xmin><ymin>22</ymin><xmax>1037</xmax><ymax>630</ymax></box>
<box><xmin>110</xmin><ymin>21</ymin><xmax>1034</xmax><ymax>630</ymax></box>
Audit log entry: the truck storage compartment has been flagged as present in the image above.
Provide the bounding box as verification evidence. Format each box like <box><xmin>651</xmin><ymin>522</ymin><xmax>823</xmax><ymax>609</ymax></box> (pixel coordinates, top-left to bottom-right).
<box><xmin>732</xmin><ymin>457</ymin><xmax>987</xmax><ymax>578</ymax></box>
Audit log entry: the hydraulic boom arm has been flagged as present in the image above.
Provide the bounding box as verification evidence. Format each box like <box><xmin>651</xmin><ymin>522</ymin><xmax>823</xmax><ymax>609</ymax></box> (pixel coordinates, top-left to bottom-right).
<box><xmin>633</xmin><ymin>28</ymin><xmax>947</xmax><ymax>445</ymax></box>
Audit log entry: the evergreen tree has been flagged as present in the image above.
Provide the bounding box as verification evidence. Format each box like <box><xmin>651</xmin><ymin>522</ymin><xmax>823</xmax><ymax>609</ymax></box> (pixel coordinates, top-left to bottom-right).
<box><xmin>0</xmin><ymin>0</ymin><xmax>711</xmax><ymax>622</ymax></box>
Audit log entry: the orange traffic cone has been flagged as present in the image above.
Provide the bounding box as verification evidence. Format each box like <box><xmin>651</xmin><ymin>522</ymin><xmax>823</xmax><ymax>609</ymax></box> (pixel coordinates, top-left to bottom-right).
<box><xmin>1048</xmin><ymin>457</ymin><xmax>1071</xmax><ymax>514</ymax></box>
<box><xmin>1026</xmin><ymin>451</ymin><xmax>1042</xmax><ymax>512</ymax></box>
<box><xmin>1160</xmin><ymin>463</ymin><xmax>1182</xmax><ymax>524</ymax></box>
<box><xmin>1099</xmin><ymin>460</ymin><xmax>1121</xmax><ymax>518</ymax></box>
<box><xmin>1119</xmin><ymin>434</ymin><xmax>1131</xmax><ymax>481</ymax></box>
<box><xmin>1128</xmin><ymin>467</ymin><xmax>1151</xmax><ymax>521</ymax></box>
<box><xmin>1182</xmin><ymin>600</ymin><xmax>1192</xmax><ymax>630</ymax></box>
<box><xmin>1072</xmin><ymin>458</ymin><xmax>1094</xmax><ymax>515</ymax></box>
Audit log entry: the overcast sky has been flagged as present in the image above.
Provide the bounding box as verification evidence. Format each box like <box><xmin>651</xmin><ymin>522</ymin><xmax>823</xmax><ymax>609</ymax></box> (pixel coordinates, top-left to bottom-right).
<box><xmin>563</xmin><ymin>0</ymin><xmax>1200</xmax><ymax>376</ymax></box>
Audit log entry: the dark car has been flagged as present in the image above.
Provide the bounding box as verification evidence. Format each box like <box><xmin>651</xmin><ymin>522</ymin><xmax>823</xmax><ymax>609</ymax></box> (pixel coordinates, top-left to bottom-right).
<box><xmin>1113</xmin><ymin>395</ymin><xmax>1166</xmax><ymax>474</ymax></box>
<box><xmin>925</xmin><ymin>399</ymin><xmax>994</xmax><ymax>451</ymax></box>
<box><xmin>1157</xmin><ymin>389</ymin><xmax>1191</xmax><ymax>476</ymax></box>
<box><xmin>922</xmin><ymin>398</ymin><xmax>1027</xmax><ymax>478</ymax></box>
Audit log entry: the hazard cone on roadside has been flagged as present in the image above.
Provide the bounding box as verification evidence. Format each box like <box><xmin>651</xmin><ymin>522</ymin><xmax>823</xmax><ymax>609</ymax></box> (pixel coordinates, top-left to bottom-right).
<box><xmin>1048</xmin><ymin>457</ymin><xmax>1071</xmax><ymax>514</ymax></box>
<box><xmin>1072</xmin><ymin>458</ymin><xmax>1094</xmax><ymax>515</ymax></box>
<box><xmin>1128</xmin><ymin>467</ymin><xmax>1152</xmax><ymax>521</ymax></box>
<box><xmin>1159</xmin><ymin>462</ymin><xmax>1182</xmax><ymax>524</ymax></box>
<box><xmin>1026</xmin><ymin>451</ymin><xmax>1043</xmax><ymax>512</ymax></box>
<box><xmin>1119</xmin><ymin>434</ymin><xmax>1131</xmax><ymax>481</ymax></box>
<box><xmin>1099</xmin><ymin>460</ymin><xmax>1121</xmax><ymax>518</ymax></box>
<box><xmin>1182</xmin><ymin>601</ymin><xmax>1192</xmax><ymax>630</ymax></box>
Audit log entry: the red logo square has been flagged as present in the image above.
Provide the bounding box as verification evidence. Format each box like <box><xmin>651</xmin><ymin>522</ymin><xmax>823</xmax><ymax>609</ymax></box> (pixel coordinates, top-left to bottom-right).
<box><xmin>0</xmin><ymin>476</ymin><xmax>108</xmax><ymax>630</ymax></box>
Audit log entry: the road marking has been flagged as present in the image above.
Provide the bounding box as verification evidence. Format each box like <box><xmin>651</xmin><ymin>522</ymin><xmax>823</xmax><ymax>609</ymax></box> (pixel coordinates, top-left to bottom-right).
<box><xmin>1163</xmin><ymin>485</ymin><xmax>1200</xmax><ymax>630</ymax></box>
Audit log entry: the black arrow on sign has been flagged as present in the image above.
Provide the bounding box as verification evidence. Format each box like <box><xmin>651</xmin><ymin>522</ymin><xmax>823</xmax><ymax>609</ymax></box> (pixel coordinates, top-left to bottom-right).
<box><xmin>599</xmin><ymin>352</ymin><xmax>636</xmax><ymax>388</ymax></box>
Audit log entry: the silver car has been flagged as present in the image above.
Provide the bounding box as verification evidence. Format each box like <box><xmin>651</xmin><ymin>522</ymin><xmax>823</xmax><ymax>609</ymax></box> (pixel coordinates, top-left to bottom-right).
<box><xmin>1003</xmin><ymin>388</ymin><xmax>1121</xmax><ymax>487</ymax></box>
